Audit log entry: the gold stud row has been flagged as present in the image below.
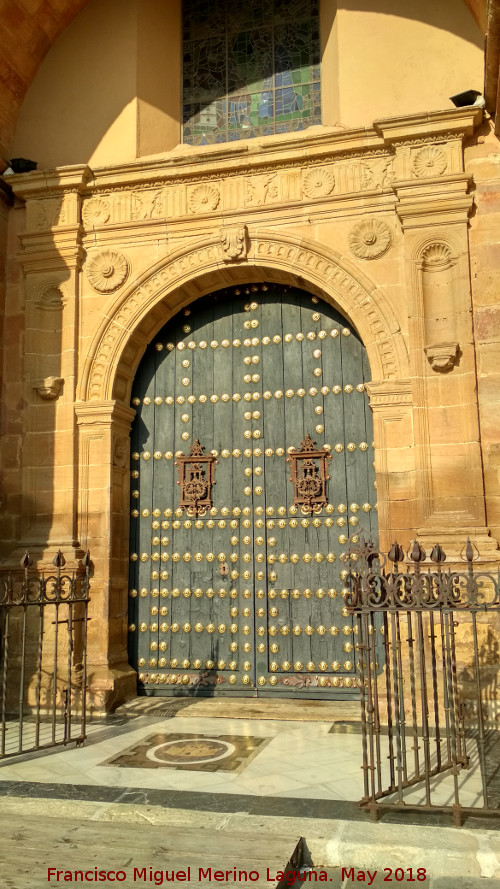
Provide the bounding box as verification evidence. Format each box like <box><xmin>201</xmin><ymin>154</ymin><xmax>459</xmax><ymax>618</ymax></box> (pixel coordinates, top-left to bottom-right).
<box><xmin>139</xmin><ymin>657</ymin><xmax>240</xmax><ymax>670</ymax></box>
<box><xmin>138</xmin><ymin>673</ymin><xmax>360</xmax><ymax>687</ymax></box>
<box><xmin>152</xmin><ymin>327</ymin><xmax>351</xmax><ymax>355</ymax></box>
<box><xmin>132</xmin><ymin>502</ymin><xmax>371</xmax><ymax>517</ymax></box>
<box><xmin>269</xmin><ymin>660</ymin><xmax>354</xmax><ymax>672</ymax></box>
<box><xmin>132</xmin><ymin>383</ymin><xmax>365</xmax><ymax>408</ymax></box>
<box><xmin>134</xmin><ymin>621</ymin><xmax>241</xmax><ymax>634</ymax></box>
<box><xmin>130</xmin><ymin>587</ymin><xmax>244</xmax><ymax>598</ymax></box>
<box><xmin>132</xmin><ymin>444</ymin><xmax>371</xmax><ymax>464</ymax></box>
<box><xmin>130</xmin><ymin>547</ymin><xmax>360</xmax><ymax>564</ymax></box>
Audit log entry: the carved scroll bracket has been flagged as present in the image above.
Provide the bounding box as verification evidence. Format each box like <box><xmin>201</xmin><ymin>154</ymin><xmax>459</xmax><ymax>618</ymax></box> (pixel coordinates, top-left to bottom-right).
<box><xmin>219</xmin><ymin>224</ymin><xmax>248</xmax><ymax>262</ymax></box>
<box><xmin>175</xmin><ymin>440</ymin><xmax>217</xmax><ymax>516</ymax></box>
<box><xmin>424</xmin><ymin>341</ymin><xmax>460</xmax><ymax>372</ymax></box>
<box><xmin>287</xmin><ymin>434</ymin><xmax>331</xmax><ymax>515</ymax></box>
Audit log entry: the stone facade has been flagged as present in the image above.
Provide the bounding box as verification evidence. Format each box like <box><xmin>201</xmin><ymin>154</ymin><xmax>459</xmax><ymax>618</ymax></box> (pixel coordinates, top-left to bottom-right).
<box><xmin>1</xmin><ymin>1</ymin><xmax>499</xmax><ymax>709</ymax></box>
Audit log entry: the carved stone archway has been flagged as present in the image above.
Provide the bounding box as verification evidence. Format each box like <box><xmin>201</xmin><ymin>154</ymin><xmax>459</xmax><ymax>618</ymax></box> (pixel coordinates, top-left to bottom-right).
<box><xmin>75</xmin><ymin>231</ymin><xmax>411</xmax><ymax>711</ymax></box>
<box><xmin>79</xmin><ymin>230</ymin><xmax>409</xmax><ymax>406</ymax></box>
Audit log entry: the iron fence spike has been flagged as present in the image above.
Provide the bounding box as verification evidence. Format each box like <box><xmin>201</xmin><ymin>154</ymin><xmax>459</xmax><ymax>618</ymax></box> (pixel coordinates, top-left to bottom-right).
<box><xmin>20</xmin><ymin>551</ymin><xmax>31</xmax><ymax>569</ymax></box>
<box><xmin>52</xmin><ymin>550</ymin><xmax>66</xmax><ymax>568</ymax></box>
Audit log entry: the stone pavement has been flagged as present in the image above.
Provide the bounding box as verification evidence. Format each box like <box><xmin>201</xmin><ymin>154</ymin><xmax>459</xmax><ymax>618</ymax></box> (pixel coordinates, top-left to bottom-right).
<box><xmin>0</xmin><ymin>698</ymin><xmax>499</xmax><ymax>887</ymax></box>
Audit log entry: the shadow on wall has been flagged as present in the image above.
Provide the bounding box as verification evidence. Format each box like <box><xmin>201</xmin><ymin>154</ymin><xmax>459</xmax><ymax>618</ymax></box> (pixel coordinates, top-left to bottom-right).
<box><xmin>9</xmin><ymin>0</ymin><xmax>484</xmax><ymax>168</ymax></box>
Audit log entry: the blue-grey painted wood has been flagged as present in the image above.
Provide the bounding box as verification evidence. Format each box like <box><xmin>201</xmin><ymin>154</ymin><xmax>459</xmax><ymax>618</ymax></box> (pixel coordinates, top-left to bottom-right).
<box><xmin>129</xmin><ymin>284</ymin><xmax>377</xmax><ymax>697</ymax></box>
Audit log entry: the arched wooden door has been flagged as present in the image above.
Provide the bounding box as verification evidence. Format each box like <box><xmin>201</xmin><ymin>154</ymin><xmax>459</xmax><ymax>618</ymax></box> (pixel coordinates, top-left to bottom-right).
<box><xmin>128</xmin><ymin>283</ymin><xmax>377</xmax><ymax>697</ymax></box>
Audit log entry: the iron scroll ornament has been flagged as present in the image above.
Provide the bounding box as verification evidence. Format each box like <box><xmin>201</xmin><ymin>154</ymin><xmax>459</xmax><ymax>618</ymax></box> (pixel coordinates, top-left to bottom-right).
<box><xmin>286</xmin><ymin>434</ymin><xmax>331</xmax><ymax>515</ymax></box>
<box><xmin>175</xmin><ymin>440</ymin><xmax>217</xmax><ymax>516</ymax></box>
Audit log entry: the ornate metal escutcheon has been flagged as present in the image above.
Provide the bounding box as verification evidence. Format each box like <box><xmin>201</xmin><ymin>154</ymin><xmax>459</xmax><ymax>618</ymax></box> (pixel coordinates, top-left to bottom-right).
<box><xmin>287</xmin><ymin>434</ymin><xmax>331</xmax><ymax>514</ymax></box>
<box><xmin>175</xmin><ymin>439</ymin><xmax>217</xmax><ymax>516</ymax></box>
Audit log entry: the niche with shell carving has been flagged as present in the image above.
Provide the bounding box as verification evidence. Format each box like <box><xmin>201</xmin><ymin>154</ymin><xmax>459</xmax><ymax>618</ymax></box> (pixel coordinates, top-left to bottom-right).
<box><xmin>420</xmin><ymin>243</ymin><xmax>459</xmax><ymax>372</ymax></box>
<box><xmin>29</xmin><ymin>284</ymin><xmax>65</xmax><ymax>399</ymax></box>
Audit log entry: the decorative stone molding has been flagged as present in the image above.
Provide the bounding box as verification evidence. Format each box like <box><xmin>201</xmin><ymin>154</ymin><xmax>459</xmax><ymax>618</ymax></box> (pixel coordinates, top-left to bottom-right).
<box><xmin>33</xmin><ymin>376</ymin><xmax>64</xmax><ymax>400</ymax></box>
<box><xmin>349</xmin><ymin>219</ymin><xmax>392</xmax><ymax>260</ymax></box>
<box><xmin>188</xmin><ymin>184</ymin><xmax>220</xmax><ymax>214</ymax></box>
<box><xmin>82</xmin><ymin>197</ymin><xmax>110</xmax><ymax>227</ymax></box>
<box><xmin>424</xmin><ymin>342</ymin><xmax>459</xmax><ymax>372</ymax></box>
<box><xmin>219</xmin><ymin>224</ymin><xmax>248</xmax><ymax>262</ymax></box>
<box><xmin>365</xmin><ymin>380</ymin><xmax>413</xmax><ymax>406</ymax></box>
<box><xmin>80</xmin><ymin>231</ymin><xmax>408</xmax><ymax>403</ymax></box>
<box><xmin>302</xmin><ymin>167</ymin><xmax>334</xmax><ymax>198</ymax></box>
<box><xmin>245</xmin><ymin>173</ymin><xmax>279</xmax><ymax>205</ymax></box>
<box><xmin>34</xmin><ymin>283</ymin><xmax>65</xmax><ymax>310</ymax></box>
<box><xmin>132</xmin><ymin>190</ymin><xmax>164</xmax><ymax>220</ymax></box>
<box><xmin>412</xmin><ymin>146</ymin><xmax>448</xmax><ymax>178</ymax></box>
<box><xmin>421</xmin><ymin>242</ymin><xmax>453</xmax><ymax>268</ymax></box>
<box><xmin>86</xmin><ymin>250</ymin><xmax>130</xmax><ymax>293</ymax></box>
<box><xmin>113</xmin><ymin>435</ymin><xmax>129</xmax><ymax>468</ymax></box>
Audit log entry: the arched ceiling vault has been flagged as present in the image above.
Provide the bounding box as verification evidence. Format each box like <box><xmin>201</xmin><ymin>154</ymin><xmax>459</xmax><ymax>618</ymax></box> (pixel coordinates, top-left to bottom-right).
<box><xmin>0</xmin><ymin>0</ymin><xmax>496</xmax><ymax>161</ymax></box>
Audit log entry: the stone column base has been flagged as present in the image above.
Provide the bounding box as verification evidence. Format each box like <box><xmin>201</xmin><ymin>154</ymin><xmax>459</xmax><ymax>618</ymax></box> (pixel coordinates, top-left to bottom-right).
<box><xmin>86</xmin><ymin>664</ymin><xmax>137</xmax><ymax>716</ymax></box>
<box><xmin>416</xmin><ymin>525</ymin><xmax>500</xmax><ymax>563</ymax></box>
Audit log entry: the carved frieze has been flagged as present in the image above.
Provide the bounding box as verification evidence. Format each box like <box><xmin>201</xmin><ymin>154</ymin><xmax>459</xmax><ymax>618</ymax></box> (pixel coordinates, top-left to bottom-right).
<box><xmin>82</xmin><ymin>197</ymin><xmax>110</xmax><ymax>227</ymax></box>
<box><xmin>29</xmin><ymin>198</ymin><xmax>67</xmax><ymax>231</ymax></box>
<box><xmin>349</xmin><ymin>219</ymin><xmax>392</xmax><ymax>260</ymax></box>
<box><xmin>302</xmin><ymin>167</ymin><xmax>335</xmax><ymax>198</ymax></box>
<box><xmin>412</xmin><ymin>145</ymin><xmax>448</xmax><ymax>178</ymax></box>
<box><xmin>245</xmin><ymin>173</ymin><xmax>279</xmax><ymax>205</ymax></box>
<box><xmin>132</xmin><ymin>190</ymin><xmax>164</xmax><ymax>220</ymax></box>
<box><xmin>86</xmin><ymin>250</ymin><xmax>130</xmax><ymax>293</ymax></box>
<box><xmin>189</xmin><ymin>184</ymin><xmax>220</xmax><ymax>214</ymax></box>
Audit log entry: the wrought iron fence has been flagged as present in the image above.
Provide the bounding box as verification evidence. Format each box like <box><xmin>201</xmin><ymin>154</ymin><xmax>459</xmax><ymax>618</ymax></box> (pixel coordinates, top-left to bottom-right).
<box><xmin>347</xmin><ymin>538</ymin><xmax>500</xmax><ymax>825</ymax></box>
<box><xmin>0</xmin><ymin>550</ymin><xmax>91</xmax><ymax>759</ymax></box>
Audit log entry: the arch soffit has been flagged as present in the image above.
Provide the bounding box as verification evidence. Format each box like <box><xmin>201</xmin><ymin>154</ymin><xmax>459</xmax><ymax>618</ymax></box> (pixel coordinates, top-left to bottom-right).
<box><xmin>80</xmin><ymin>231</ymin><xmax>408</xmax><ymax>404</ymax></box>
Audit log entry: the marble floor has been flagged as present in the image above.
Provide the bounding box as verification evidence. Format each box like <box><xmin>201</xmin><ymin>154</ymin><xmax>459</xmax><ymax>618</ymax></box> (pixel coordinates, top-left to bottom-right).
<box><xmin>0</xmin><ymin>711</ymin><xmax>489</xmax><ymax>811</ymax></box>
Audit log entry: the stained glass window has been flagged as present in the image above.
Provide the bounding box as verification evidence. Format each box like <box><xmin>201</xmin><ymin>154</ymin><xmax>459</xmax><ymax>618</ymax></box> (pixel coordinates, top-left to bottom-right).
<box><xmin>182</xmin><ymin>0</ymin><xmax>321</xmax><ymax>145</ymax></box>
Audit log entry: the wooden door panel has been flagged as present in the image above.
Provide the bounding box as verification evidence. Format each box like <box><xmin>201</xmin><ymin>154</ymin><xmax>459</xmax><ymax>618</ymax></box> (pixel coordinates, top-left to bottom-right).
<box><xmin>128</xmin><ymin>284</ymin><xmax>377</xmax><ymax>697</ymax></box>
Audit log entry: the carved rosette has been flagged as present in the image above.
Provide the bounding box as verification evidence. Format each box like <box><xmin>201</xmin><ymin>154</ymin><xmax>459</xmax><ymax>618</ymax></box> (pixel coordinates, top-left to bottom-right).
<box><xmin>86</xmin><ymin>250</ymin><xmax>130</xmax><ymax>293</ymax></box>
<box><xmin>189</xmin><ymin>184</ymin><xmax>220</xmax><ymax>214</ymax></box>
<box><xmin>349</xmin><ymin>219</ymin><xmax>392</xmax><ymax>260</ymax></box>
<box><xmin>412</xmin><ymin>146</ymin><xmax>447</xmax><ymax>178</ymax></box>
<box><xmin>82</xmin><ymin>197</ymin><xmax>110</xmax><ymax>227</ymax></box>
<box><xmin>302</xmin><ymin>167</ymin><xmax>335</xmax><ymax>198</ymax></box>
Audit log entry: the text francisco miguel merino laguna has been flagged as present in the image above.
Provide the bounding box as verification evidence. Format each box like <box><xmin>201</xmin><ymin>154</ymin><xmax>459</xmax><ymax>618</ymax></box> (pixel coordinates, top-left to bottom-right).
<box><xmin>47</xmin><ymin>868</ymin><xmax>338</xmax><ymax>885</ymax></box>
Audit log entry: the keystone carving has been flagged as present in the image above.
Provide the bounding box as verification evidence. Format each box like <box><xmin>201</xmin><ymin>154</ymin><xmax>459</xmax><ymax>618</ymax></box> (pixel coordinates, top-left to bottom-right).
<box><xmin>33</xmin><ymin>376</ymin><xmax>64</xmax><ymax>400</ymax></box>
<box><xmin>424</xmin><ymin>342</ymin><xmax>459</xmax><ymax>372</ymax></box>
<box><xmin>219</xmin><ymin>224</ymin><xmax>248</xmax><ymax>262</ymax></box>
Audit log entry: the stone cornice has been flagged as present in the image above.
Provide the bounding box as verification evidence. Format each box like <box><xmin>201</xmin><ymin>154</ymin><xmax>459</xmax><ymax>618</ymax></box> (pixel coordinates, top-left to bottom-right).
<box><xmin>6</xmin><ymin>165</ymin><xmax>91</xmax><ymax>200</ymax></box>
<box><xmin>374</xmin><ymin>108</ymin><xmax>482</xmax><ymax>142</ymax></box>
<box><xmin>365</xmin><ymin>380</ymin><xmax>413</xmax><ymax>406</ymax></box>
<box><xmin>75</xmin><ymin>400</ymin><xmax>136</xmax><ymax>427</ymax></box>
<box><xmin>3</xmin><ymin>109</ymin><xmax>481</xmax><ymax>200</ymax></box>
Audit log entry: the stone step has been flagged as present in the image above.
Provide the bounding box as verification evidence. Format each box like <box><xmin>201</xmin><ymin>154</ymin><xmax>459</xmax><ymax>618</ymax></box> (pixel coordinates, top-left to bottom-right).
<box><xmin>0</xmin><ymin>812</ymin><xmax>302</xmax><ymax>889</ymax></box>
